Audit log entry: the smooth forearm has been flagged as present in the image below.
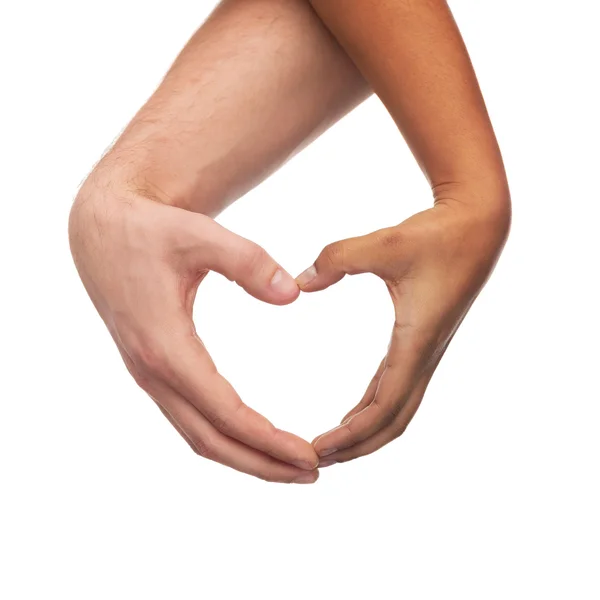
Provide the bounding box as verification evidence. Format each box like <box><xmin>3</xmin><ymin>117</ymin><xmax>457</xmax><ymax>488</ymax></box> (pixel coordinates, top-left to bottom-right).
<box><xmin>309</xmin><ymin>0</ymin><xmax>510</xmax><ymax>214</ymax></box>
<box><xmin>88</xmin><ymin>0</ymin><xmax>368</xmax><ymax>216</ymax></box>
<box><xmin>297</xmin><ymin>0</ymin><xmax>514</xmax><ymax>459</ymax></box>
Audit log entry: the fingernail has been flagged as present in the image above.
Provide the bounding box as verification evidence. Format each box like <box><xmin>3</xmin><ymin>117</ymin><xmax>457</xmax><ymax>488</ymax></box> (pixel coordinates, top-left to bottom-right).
<box><xmin>293</xmin><ymin>472</ymin><xmax>319</xmax><ymax>484</ymax></box>
<box><xmin>270</xmin><ymin>268</ymin><xmax>298</xmax><ymax>296</ymax></box>
<box><xmin>293</xmin><ymin>459</ymin><xmax>318</xmax><ymax>471</ymax></box>
<box><xmin>319</xmin><ymin>459</ymin><xmax>337</xmax><ymax>468</ymax></box>
<box><xmin>319</xmin><ymin>448</ymin><xmax>338</xmax><ymax>457</ymax></box>
<box><xmin>296</xmin><ymin>265</ymin><xmax>317</xmax><ymax>287</ymax></box>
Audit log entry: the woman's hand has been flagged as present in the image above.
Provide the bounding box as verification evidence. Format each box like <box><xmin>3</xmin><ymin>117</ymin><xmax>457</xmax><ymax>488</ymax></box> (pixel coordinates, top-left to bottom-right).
<box><xmin>297</xmin><ymin>196</ymin><xmax>510</xmax><ymax>465</ymax></box>
<box><xmin>69</xmin><ymin>178</ymin><xmax>319</xmax><ymax>483</ymax></box>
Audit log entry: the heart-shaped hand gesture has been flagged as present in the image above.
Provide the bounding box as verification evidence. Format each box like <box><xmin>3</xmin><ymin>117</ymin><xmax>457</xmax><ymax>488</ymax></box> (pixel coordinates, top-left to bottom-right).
<box><xmin>67</xmin><ymin>0</ymin><xmax>513</xmax><ymax>485</ymax></box>
<box><xmin>70</xmin><ymin>170</ymin><xmax>508</xmax><ymax>483</ymax></box>
<box><xmin>297</xmin><ymin>200</ymin><xmax>509</xmax><ymax>466</ymax></box>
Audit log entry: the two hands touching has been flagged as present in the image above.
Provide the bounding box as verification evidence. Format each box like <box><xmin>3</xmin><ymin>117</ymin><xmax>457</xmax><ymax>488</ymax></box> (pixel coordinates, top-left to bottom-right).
<box><xmin>68</xmin><ymin>0</ymin><xmax>512</xmax><ymax>484</ymax></box>
<box><xmin>69</xmin><ymin>177</ymin><xmax>509</xmax><ymax>484</ymax></box>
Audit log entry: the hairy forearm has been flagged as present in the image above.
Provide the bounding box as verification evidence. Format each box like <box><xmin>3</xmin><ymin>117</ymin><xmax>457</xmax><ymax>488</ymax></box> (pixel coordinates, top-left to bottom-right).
<box><xmin>88</xmin><ymin>0</ymin><xmax>368</xmax><ymax>216</ymax></box>
<box><xmin>309</xmin><ymin>0</ymin><xmax>510</xmax><ymax>216</ymax></box>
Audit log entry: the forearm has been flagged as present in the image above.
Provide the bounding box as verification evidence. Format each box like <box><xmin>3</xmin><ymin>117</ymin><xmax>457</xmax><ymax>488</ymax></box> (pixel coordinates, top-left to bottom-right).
<box><xmin>309</xmin><ymin>0</ymin><xmax>510</xmax><ymax>215</ymax></box>
<box><xmin>298</xmin><ymin>2</ymin><xmax>512</xmax><ymax>465</ymax></box>
<box><xmin>87</xmin><ymin>0</ymin><xmax>369</xmax><ymax>216</ymax></box>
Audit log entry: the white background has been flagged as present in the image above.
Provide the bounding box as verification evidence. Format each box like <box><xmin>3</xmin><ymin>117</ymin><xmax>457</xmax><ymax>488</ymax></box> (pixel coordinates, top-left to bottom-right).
<box><xmin>1</xmin><ymin>1</ymin><xmax>599</xmax><ymax>598</ymax></box>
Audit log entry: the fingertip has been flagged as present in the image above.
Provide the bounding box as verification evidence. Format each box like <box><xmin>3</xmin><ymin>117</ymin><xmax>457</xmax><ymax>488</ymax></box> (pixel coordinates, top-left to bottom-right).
<box><xmin>269</xmin><ymin>268</ymin><xmax>300</xmax><ymax>304</ymax></box>
<box><xmin>296</xmin><ymin>265</ymin><xmax>317</xmax><ymax>290</ymax></box>
<box><xmin>292</xmin><ymin>469</ymin><xmax>320</xmax><ymax>484</ymax></box>
<box><xmin>282</xmin><ymin>431</ymin><xmax>319</xmax><ymax>470</ymax></box>
<box><xmin>296</xmin><ymin>265</ymin><xmax>344</xmax><ymax>293</ymax></box>
<box><xmin>292</xmin><ymin>457</ymin><xmax>320</xmax><ymax>471</ymax></box>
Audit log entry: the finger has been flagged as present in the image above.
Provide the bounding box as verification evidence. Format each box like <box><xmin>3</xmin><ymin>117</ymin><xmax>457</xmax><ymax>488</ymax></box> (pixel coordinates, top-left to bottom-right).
<box><xmin>313</xmin><ymin>328</ymin><xmax>428</xmax><ymax>457</ymax></box>
<box><xmin>158</xmin><ymin>322</ymin><xmax>320</xmax><ymax>470</ymax></box>
<box><xmin>183</xmin><ymin>215</ymin><xmax>300</xmax><ymax>305</ymax></box>
<box><xmin>312</xmin><ymin>357</ymin><xmax>385</xmax><ymax>450</ymax></box>
<box><xmin>339</xmin><ymin>357</ymin><xmax>386</xmax><ymax>424</ymax></box>
<box><xmin>156</xmin><ymin>402</ymin><xmax>198</xmax><ymax>453</ymax></box>
<box><xmin>319</xmin><ymin>335</ymin><xmax>452</xmax><ymax>467</ymax></box>
<box><xmin>318</xmin><ymin>371</ymin><xmax>430</xmax><ymax>467</ymax></box>
<box><xmin>151</xmin><ymin>380</ymin><xmax>319</xmax><ymax>484</ymax></box>
<box><xmin>296</xmin><ymin>227</ymin><xmax>401</xmax><ymax>292</ymax></box>
<box><xmin>121</xmin><ymin>342</ymin><xmax>315</xmax><ymax>481</ymax></box>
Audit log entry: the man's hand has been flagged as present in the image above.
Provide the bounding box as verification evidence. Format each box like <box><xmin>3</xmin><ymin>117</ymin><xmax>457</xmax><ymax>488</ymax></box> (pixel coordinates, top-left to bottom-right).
<box><xmin>297</xmin><ymin>196</ymin><xmax>510</xmax><ymax>465</ymax></box>
<box><xmin>66</xmin><ymin>0</ymin><xmax>368</xmax><ymax>483</ymax></box>
<box><xmin>69</xmin><ymin>178</ymin><xmax>319</xmax><ymax>483</ymax></box>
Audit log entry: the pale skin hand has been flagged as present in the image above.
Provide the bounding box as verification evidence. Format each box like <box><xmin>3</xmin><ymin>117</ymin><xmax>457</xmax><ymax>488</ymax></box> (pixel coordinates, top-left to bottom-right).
<box><xmin>69</xmin><ymin>0</ymin><xmax>369</xmax><ymax>483</ymax></box>
<box><xmin>299</xmin><ymin>0</ymin><xmax>512</xmax><ymax>465</ymax></box>
<box><xmin>70</xmin><ymin>186</ymin><xmax>320</xmax><ymax>482</ymax></box>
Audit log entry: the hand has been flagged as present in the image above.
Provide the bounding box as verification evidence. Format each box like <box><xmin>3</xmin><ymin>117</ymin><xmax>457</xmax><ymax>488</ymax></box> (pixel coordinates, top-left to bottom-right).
<box><xmin>297</xmin><ymin>198</ymin><xmax>510</xmax><ymax>466</ymax></box>
<box><xmin>69</xmin><ymin>179</ymin><xmax>319</xmax><ymax>483</ymax></box>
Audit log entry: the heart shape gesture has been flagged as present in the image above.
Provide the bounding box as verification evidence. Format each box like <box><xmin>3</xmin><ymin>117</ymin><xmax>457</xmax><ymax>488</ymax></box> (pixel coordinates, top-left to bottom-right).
<box><xmin>65</xmin><ymin>0</ymin><xmax>515</xmax><ymax>485</ymax></box>
<box><xmin>70</xmin><ymin>172</ymin><xmax>509</xmax><ymax>483</ymax></box>
<box><xmin>297</xmin><ymin>198</ymin><xmax>509</xmax><ymax>467</ymax></box>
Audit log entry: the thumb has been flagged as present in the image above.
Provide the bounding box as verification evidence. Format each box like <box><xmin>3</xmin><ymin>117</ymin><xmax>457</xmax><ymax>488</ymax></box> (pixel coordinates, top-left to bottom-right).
<box><xmin>203</xmin><ymin>221</ymin><xmax>299</xmax><ymax>305</ymax></box>
<box><xmin>296</xmin><ymin>230</ymin><xmax>386</xmax><ymax>293</ymax></box>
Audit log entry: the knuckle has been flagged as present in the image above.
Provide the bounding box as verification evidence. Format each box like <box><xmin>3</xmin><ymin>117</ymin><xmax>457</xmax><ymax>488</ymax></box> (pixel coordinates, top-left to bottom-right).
<box><xmin>241</xmin><ymin>243</ymin><xmax>269</xmax><ymax>277</ymax></box>
<box><xmin>129</xmin><ymin>367</ymin><xmax>152</xmax><ymax>391</ymax></box>
<box><xmin>378</xmin><ymin>398</ymin><xmax>403</xmax><ymax>426</ymax></box>
<box><xmin>395</xmin><ymin>423</ymin><xmax>409</xmax><ymax>439</ymax></box>
<box><xmin>390</xmin><ymin>402</ymin><xmax>404</xmax><ymax>421</ymax></box>
<box><xmin>209</xmin><ymin>403</ymin><xmax>243</xmax><ymax>436</ymax></box>
<box><xmin>210</xmin><ymin>415</ymin><xmax>231</xmax><ymax>434</ymax></box>
<box><xmin>191</xmin><ymin>436</ymin><xmax>217</xmax><ymax>460</ymax></box>
<box><xmin>131</xmin><ymin>338</ymin><xmax>170</xmax><ymax>380</ymax></box>
<box><xmin>342</xmin><ymin>419</ymin><xmax>360</xmax><ymax>442</ymax></box>
<box><xmin>370</xmin><ymin>397</ymin><xmax>395</xmax><ymax>429</ymax></box>
<box><xmin>379</xmin><ymin>411</ymin><xmax>396</xmax><ymax>430</ymax></box>
<box><xmin>321</xmin><ymin>242</ymin><xmax>344</xmax><ymax>268</ymax></box>
<box><xmin>121</xmin><ymin>353</ymin><xmax>154</xmax><ymax>391</ymax></box>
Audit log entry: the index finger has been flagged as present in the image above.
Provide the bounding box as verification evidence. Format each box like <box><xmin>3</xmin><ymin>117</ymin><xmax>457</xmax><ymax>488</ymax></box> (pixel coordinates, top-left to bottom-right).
<box><xmin>160</xmin><ymin>323</ymin><xmax>319</xmax><ymax>471</ymax></box>
<box><xmin>313</xmin><ymin>327</ymin><xmax>430</xmax><ymax>457</ymax></box>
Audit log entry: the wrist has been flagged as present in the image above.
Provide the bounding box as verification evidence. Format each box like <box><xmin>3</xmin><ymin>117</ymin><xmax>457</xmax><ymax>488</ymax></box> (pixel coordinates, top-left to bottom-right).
<box><xmin>425</xmin><ymin>180</ymin><xmax>511</xmax><ymax>275</ymax></box>
<box><xmin>90</xmin><ymin>149</ymin><xmax>198</xmax><ymax>212</ymax></box>
<box><xmin>432</xmin><ymin>176</ymin><xmax>511</xmax><ymax>243</ymax></box>
<box><xmin>85</xmin><ymin>141</ymin><xmax>224</xmax><ymax>216</ymax></box>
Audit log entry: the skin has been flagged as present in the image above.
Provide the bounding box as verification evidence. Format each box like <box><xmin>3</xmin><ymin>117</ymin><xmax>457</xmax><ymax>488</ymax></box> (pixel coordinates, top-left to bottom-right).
<box><xmin>69</xmin><ymin>0</ymin><xmax>510</xmax><ymax>481</ymax></box>
<box><xmin>69</xmin><ymin>0</ymin><xmax>369</xmax><ymax>483</ymax></box>
<box><xmin>300</xmin><ymin>0</ymin><xmax>511</xmax><ymax>465</ymax></box>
